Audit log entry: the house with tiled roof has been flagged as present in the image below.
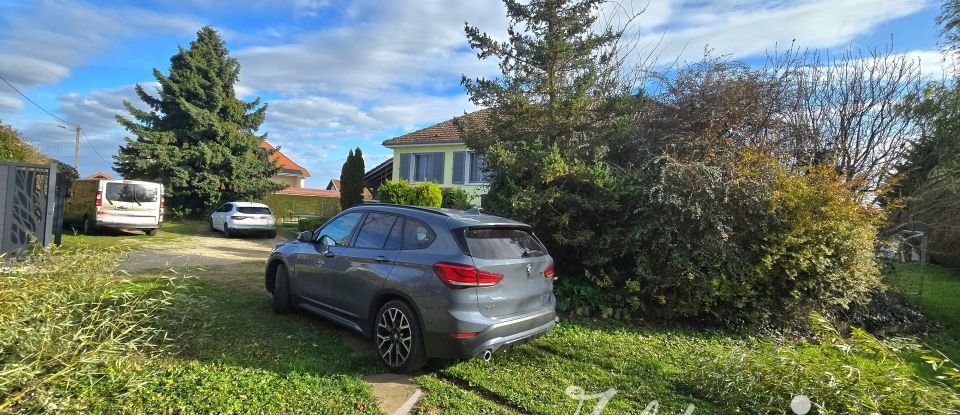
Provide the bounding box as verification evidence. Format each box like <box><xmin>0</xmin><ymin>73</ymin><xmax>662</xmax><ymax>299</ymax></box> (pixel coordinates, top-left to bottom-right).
<box><xmin>84</xmin><ymin>172</ymin><xmax>114</xmax><ymax>180</ymax></box>
<box><xmin>260</xmin><ymin>141</ymin><xmax>310</xmax><ymax>188</ymax></box>
<box><xmin>381</xmin><ymin>109</ymin><xmax>490</xmax><ymax>205</ymax></box>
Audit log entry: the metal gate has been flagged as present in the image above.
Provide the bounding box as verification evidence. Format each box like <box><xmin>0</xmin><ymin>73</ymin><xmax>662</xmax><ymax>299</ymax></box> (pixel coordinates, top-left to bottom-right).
<box><xmin>0</xmin><ymin>161</ymin><xmax>65</xmax><ymax>255</ymax></box>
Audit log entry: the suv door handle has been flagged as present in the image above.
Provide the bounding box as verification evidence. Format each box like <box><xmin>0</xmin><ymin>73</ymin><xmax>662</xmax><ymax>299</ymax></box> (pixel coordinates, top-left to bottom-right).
<box><xmin>374</xmin><ymin>256</ymin><xmax>390</xmax><ymax>263</ymax></box>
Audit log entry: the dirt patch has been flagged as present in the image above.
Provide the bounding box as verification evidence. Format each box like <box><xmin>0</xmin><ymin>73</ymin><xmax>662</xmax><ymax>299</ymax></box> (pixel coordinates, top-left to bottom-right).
<box><xmin>118</xmin><ymin>229</ymin><xmax>283</xmax><ymax>271</ymax></box>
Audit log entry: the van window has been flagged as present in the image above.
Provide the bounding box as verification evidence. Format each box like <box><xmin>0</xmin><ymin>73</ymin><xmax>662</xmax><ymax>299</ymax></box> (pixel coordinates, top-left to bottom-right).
<box><xmin>104</xmin><ymin>183</ymin><xmax>159</xmax><ymax>204</ymax></box>
<box><xmin>464</xmin><ymin>228</ymin><xmax>546</xmax><ymax>259</ymax></box>
<box><xmin>237</xmin><ymin>207</ymin><xmax>271</xmax><ymax>215</ymax></box>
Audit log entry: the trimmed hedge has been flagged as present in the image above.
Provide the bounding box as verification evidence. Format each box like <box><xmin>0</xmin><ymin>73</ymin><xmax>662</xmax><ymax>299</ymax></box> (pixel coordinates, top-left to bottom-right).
<box><xmin>262</xmin><ymin>193</ymin><xmax>340</xmax><ymax>219</ymax></box>
<box><xmin>297</xmin><ymin>217</ymin><xmax>330</xmax><ymax>232</ymax></box>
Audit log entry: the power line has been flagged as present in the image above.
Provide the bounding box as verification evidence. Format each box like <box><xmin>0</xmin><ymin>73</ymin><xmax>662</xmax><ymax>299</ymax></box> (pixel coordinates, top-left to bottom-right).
<box><xmin>0</xmin><ymin>72</ymin><xmax>110</xmax><ymax>167</ymax></box>
<box><xmin>79</xmin><ymin>128</ymin><xmax>109</xmax><ymax>164</ymax></box>
<box><xmin>0</xmin><ymin>73</ymin><xmax>72</xmax><ymax>125</ymax></box>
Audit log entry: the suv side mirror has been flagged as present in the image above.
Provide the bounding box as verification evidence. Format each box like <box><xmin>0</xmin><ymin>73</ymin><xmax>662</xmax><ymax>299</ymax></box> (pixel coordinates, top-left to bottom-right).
<box><xmin>319</xmin><ymin>235</ymin><xmax>336</xmax><ymax>247</ymax></box>
<box><xmin>297</xmin><ymin>231</ymin><xmax>313</xmax><ymax>243</ymax></box>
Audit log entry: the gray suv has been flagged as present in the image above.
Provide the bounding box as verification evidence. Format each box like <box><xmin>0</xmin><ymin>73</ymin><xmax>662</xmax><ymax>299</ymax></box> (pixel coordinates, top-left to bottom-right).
<box><xmin>264</xmin><ymin>204</ymin><xmax>557</xmax><ymax>373</ymax></box>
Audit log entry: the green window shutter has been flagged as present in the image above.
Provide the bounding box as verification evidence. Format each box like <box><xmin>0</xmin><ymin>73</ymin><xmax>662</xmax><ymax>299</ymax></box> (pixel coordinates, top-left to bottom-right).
<box><xmin>432</xmin><ymin>152</ymin><xmax>445</xmax><ymax>183</ymax></box>
<box><xmin>398</xmin><ymin>153</ymin><xmax>411</xmax><ymax>181</ymax></box>
<box><xmin>452</xmin><ymin>151</ymin><xmax>466</xmax><ymax>184</ymax></box>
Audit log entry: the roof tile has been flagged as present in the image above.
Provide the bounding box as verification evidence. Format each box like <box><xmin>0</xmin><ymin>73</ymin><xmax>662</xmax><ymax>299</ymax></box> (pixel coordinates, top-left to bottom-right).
<box><xmin>382</xmin><ymin>109</ymin><xmax>489</xmax><ymax>147</ymax></box>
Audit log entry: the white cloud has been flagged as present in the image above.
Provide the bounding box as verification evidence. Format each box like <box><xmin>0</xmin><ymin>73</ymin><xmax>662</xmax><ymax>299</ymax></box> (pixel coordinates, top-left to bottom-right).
<box><xmin>57</xmin><ymin>82</ymin><xmax>158</xmax><ymax>134</ymax></box>
<box><xmin>0</xmin><ymin>1</ymin><xmax>200</xmax><ymax>89</ymax></box>
<box><xmin>633</xmin><ymin>0</ymin><xmax>929</xmax><ymax>64</ymax></box>
<box><xmin>0</xmin><ymin>92</ymin><xmax>23</xmax><ymax>112</ymax></box>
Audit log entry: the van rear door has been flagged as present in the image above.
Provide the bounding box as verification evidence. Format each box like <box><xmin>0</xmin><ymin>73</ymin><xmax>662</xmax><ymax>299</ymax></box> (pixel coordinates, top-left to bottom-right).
<box><xmin>99</xmin><ymin>181</ymin><xmax>162</xmax><ymax>227</ymax></box>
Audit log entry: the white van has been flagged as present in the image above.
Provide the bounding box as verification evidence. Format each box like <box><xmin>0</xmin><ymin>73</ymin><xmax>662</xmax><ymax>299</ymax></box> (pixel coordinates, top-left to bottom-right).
<box><xmin>64</xmin><ymin>179</ymin><xmax>165</xmax><ymax>235</ymax></box>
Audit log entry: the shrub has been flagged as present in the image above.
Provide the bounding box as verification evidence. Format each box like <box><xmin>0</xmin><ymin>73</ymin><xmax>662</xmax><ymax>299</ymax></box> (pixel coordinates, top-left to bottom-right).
<box><xmin>297</xmin><ymin>216</ymin><xmax>330</xmax><ymax>232</ymax></box>
<box><xmin>441</xmin><ymin>187</ymin><xmax>473</xmax><ymax>210</ymax></box>
<box><xmin>411</xmin><ymin>182</ymin><xmax>442</xmax><ymax>207</ymax></box>
<box><xmin>0</xmin><ymin>246</ymin><xmax>191</xmax><ymax>411</ymax></box>
<box><xmin>378</xmin><ymin>180</ymin><xmax>413</xmax><ymax>205</ymax></box>
<box><xmin>493</xmin><ymin>149</ymin><xmax>883</xmax><ymax>328</ymax></box>
<box><xmin>378</xmin><ymin>180</ymin><xmax>442</xmax><ymax>207</ymax></box>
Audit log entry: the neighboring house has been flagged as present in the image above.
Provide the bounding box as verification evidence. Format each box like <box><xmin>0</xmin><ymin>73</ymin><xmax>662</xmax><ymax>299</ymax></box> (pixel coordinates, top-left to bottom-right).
<box><xmin>325</xmin><ymin>179</ymin><xmax>341</xmax><ymax>192</ymax></box>
<box><xmin>328</xmin><ymin>178</ymin><xmax>375</xmax><ymax>200</ymax></box>
<box><xmin>260</xmin><ymin>141</ymin><xmax>310</xmax><ymax>188</ymax></box>
<box><xmin>84</xmin><ymin>172</ymin><xmax>113</xmax><ymax>180</ymax></box>
<box><xmin>381</xmin><ymin>109</ymin><xmax>490</xmax><ymax>205</ymax></box>
<box><xmin>363</xmin><ymin>157</ymin><xmax>393</xmax><ymax>196</ymax></box>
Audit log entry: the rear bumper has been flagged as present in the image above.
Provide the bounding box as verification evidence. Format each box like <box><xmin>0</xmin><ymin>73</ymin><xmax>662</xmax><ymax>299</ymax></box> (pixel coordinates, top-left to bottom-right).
<box><xmin>96</xmin><ymin>215</ymin><xmax>160</xmax><ymax>229</ymax></box>
<box><xmin>229</xmin><ymin>223</ymin><xmax>276</xmax><ymax>233</ymax></box>
<box><xmin>424</xmin><ymin>308</ymin><xmax>557</xmax><ymax>359</ymax></box>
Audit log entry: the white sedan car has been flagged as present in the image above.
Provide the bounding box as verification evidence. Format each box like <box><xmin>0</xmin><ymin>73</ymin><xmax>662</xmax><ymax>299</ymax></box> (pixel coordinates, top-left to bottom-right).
<box><xmin>209</xmin><ymin>202</ymin><xmax>277</xmax><ymax>238</ymax></box>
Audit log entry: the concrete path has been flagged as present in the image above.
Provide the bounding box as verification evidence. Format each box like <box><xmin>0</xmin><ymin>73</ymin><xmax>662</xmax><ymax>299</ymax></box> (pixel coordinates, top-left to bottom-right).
<box><xmin>118</xmin><ymin>229</ymin><xmax>281</xmax><ymax>271</ymax></box>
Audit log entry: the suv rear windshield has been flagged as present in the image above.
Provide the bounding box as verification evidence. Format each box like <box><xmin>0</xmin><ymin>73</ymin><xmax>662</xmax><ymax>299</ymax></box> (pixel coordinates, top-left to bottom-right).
<box><xmin>237</xmin><ymin>207</ymin><xmax>272</xmax><ymax>214</ymax></box>
<box><xmin>104</xmin><ymin>183</ymin><xmax>159</xmax><ymax>203</ymax></box>
<box><xmin>463</xmin><ymin>228</ymin><xmax>547</xmax><ymax>259</ymax></box>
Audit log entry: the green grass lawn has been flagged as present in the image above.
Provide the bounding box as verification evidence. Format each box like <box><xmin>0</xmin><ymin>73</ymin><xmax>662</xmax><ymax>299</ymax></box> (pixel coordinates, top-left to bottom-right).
<box><xmin>6</xmin><ymin>245</ymin><xmax>958</xmax><ymax>414</ymax></box>
<box><xmin>59</xmin><ymin>262</ymin><xmax>384</xmax><ymax>414</ymax></box>
<box><xmin>59</xmin><ymin>219</ymin><xmax>206</xmax><ymax>250</ymax></box>
<box><xmin>414</xmin><ymin>317</ymin><xmax>960</xmax><ymax>414</ymax></box>
<box><xmin>889</xmin><ymin>262</ymin><xmax>960</xmax><ymax>361</ymax></box>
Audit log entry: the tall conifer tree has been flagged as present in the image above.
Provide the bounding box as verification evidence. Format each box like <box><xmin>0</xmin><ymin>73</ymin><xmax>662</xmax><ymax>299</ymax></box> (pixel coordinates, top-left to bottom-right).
<box><xmin>115</xmin><ymin>26</ymin><xmax>281</xmax><ymax>214</ymax></box>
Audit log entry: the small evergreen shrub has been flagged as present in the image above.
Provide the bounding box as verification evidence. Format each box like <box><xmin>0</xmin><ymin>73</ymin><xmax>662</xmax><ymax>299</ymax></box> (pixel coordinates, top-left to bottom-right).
<box><xmin>411</xmin><ymin>182</ymin><xmax>443</xmax><ymax>207</ymax></box>
<box><xmin>441</xmin><ymin>187</ymin><xmax>473</xmax><ymax>210</ymax></box>
<box><xmin>378</xmin><ymin>180</ymin><xmax>413</xmax><ymax>205</ymax></box>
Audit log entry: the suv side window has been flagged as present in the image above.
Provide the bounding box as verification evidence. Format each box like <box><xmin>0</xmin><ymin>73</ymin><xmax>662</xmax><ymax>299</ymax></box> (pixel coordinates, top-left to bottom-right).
<box><xmin>402</xmin><ymin>218</ymin><xmax>436</xmax><ymax>250</ymax></box>
<box><xmin>383</xmin><ymin>218</ymin><xmax>404</xmax><ymax>250</ymax></box>
<box><xmin>354</xmin><ymin>213</ymin><xmax>399</xmax><ymax>249</ymax></box>
<box><xmin>317</xmin><ymin>212</ymin><xmax>363</xmax><ymax>246</ymax></box>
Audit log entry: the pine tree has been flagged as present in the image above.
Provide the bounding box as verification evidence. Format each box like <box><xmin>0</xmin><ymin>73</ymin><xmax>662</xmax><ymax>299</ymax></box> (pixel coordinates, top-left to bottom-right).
<box><xmin>339</xmin><ymin>147</ymin><xmax>365</xmax><ymax>209</ymax></box>
<box><xmin>115</xmin><ymin>26</ymin><xmax>282</xmax><ymax>215</ymax></box>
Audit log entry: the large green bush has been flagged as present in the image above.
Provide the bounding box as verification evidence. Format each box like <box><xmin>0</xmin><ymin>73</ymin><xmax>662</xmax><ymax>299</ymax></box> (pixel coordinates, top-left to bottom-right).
<box><xmin>485</xmin><ymin>145</ymin><xmax>882</xmax><ymax>327</ymax></box>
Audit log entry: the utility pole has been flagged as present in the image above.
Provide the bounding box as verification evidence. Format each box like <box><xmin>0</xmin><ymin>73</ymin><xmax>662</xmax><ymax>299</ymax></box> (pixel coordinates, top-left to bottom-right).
<box><xmin>73</xmin><ymin>125</ymin><xmax>80</xmax><ymax>171</ymax></box>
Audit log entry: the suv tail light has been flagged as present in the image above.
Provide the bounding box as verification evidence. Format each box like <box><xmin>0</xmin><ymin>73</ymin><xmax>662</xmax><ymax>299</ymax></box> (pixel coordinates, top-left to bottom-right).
<box><xmin>433</xmin><ymin>262</ymin><xmax>502</xmax><ymax>288</ymax></box>
<box><xmin>544</xmin><ymin>263</ymin><xmax>555</xmax><ymax>279</ymax></box>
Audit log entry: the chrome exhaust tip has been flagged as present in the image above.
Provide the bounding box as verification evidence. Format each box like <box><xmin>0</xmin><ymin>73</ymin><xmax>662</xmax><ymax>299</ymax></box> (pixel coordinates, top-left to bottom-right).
<box><xmin>482</xmin><ymin>349</ymin><xmax>493</xmax><ymax>362</ymax></box>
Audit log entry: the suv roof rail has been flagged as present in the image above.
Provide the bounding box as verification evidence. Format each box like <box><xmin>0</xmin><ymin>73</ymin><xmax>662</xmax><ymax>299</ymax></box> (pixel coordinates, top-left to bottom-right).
<box><xmin>356</xmin><ymin>202</ymin><xmax>451</xmax><ymax>217</ymax></box>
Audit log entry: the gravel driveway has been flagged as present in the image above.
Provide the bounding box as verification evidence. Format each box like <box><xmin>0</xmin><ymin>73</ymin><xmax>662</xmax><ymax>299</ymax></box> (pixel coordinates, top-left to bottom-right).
<box><xmin>118</xmin><ymin>230</ymin><xmax>284</xmax><ymax>272</ymax></box>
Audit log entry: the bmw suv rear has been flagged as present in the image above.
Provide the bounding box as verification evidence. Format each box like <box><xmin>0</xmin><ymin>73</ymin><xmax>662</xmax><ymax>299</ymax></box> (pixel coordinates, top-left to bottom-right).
<box><xmin>264</xmin><ymin>204</ymin><xmax>557</xmax><ymax>373</ymax></box>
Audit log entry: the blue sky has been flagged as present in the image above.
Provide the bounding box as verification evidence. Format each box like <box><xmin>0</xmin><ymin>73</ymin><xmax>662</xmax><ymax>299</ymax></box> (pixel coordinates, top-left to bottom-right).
<box><xmin>0</xmin><ymin>0</ymin><xmax>950</xmax><ymax>187</ymax></box>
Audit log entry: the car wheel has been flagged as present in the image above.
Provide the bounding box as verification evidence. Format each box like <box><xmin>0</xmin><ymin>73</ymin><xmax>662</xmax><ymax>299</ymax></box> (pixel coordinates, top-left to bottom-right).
<box><xmin>223</xmin><ymin>223</ymin><xmax>232</xmax><ymax>238</ymax></box>
<box><xmin>144</xmin><ymin>229</ymin><xmax>157</xmax><ymax>236</ymax></box>
<box><xmin>267</xmin><ymin>230</ymin><xmax>277</xmax><ymax>239</ymax></box>
<box><xmin>375</xmin><ymin>300</ymin><xmax>427</xmax><ymax>373</ymax></box>
<box><xmin>272</xmin><ymin>264</ymin><xmax>292</xmax><ymax>314</ymax></box>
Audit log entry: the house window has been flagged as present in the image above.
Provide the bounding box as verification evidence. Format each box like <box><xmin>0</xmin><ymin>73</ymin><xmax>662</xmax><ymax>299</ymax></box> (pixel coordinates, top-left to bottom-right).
<box><xmin>468</xmin><ymin>152</ymin><xmax>486</xmax><ymax>183</ymax></box>
<box><xmin>414</xmin><ymin>153</ymin><xmax>434</xmax><ymax>182</ymax></box>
